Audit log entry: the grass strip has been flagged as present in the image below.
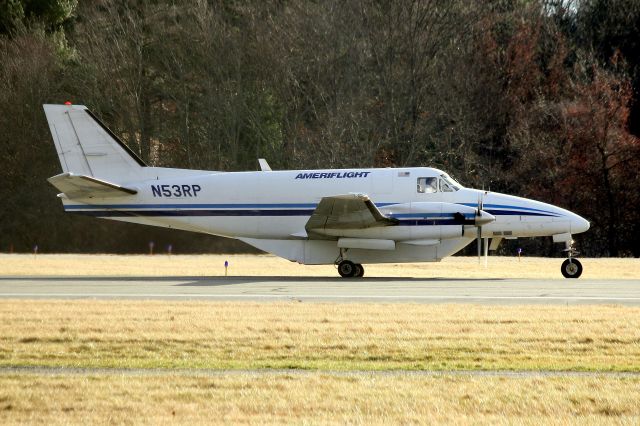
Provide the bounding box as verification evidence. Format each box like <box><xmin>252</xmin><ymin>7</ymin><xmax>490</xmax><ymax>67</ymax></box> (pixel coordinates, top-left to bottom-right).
<box><xmin>1</xmin><ymin>373</ymin><xmax>639</xmax><ymax>424</ymax></box>
<box><xmin>1</xmin><ymin>300</ymin><xmax>639</xmax><ymax>372</ymax></box>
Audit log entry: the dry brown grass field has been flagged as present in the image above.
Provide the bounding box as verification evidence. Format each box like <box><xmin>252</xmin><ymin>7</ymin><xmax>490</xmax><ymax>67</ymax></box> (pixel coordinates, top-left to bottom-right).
<box><xmin>1</xmin><ymin>373</ymin><xmax>639</xmax><ymax>425</ymax></box>
<box><xmin>1</xmin><ymin>301</ymin><xmax>639</xmax><ymax>423</ymax></box>
<box><xmin>1</xmin><ymin>301</ymin><xmax>639</xmax><ymax>371</ymax></box>
<box><xmin>1</xmin><ymin>253</ymin><xmax>639</xmax><ymax>279</ymax></box>
<box><xmin>1</xmin><ymin>254</ymin><xmax>639</xmax><ymax>424</ymax></box>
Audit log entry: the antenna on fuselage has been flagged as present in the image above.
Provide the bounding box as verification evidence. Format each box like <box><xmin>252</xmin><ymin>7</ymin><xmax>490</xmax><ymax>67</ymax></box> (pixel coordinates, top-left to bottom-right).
<box><xmin>258</xmin><ymin>158</ymin><xmax>272</xmax><ymax>171</ymax></box>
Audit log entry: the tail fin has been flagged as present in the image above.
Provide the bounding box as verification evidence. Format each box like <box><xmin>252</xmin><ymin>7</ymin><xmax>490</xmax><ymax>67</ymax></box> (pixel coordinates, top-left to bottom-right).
<box><xmin>43</xmin><ymin>104</ymin><xmax>146</xmax><ymax>182</ymax></box>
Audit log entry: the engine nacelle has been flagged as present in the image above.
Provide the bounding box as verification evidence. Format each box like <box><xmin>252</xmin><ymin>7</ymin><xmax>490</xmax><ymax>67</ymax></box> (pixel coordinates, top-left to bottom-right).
<box><xmin>381</xmin><ymin>201</ymin><xmax>477</xmax><ymax>217</ymax></box>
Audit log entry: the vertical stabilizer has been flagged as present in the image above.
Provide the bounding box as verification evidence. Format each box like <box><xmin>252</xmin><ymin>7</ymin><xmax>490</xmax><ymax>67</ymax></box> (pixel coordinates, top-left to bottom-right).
<box><xmin>43</xmin><ymin>104</ymin><xmax>146</xmax><ymax>182</ymax></box>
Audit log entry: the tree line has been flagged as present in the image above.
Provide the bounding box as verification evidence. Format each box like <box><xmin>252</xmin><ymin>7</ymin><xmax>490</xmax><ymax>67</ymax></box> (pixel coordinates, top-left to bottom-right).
<box><xmin>1</xmin><ymin>0</ymin><xmax>639</xmax><ymax>256</ymax></box>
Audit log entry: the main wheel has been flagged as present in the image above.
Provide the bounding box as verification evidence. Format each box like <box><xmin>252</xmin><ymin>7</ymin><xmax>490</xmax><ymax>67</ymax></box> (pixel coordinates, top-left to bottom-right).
<box><xmin>354</xmin><ymin>263</ymin><xmax>364</xmax><ymax>278</ymax></box>
<box><xmin>561</xmin><ymin>259</ymin><xmax>583</xmax><ymax>279</ymax></box>
<box><xmin>338</xmin><ymin>260</ymin><xmax>356</xmax><ymax>278</ymax></box>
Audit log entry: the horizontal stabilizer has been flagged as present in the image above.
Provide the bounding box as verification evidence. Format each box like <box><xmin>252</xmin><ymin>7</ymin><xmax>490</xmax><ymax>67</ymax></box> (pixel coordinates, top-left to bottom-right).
<box><xmin>48</xmin><ymin>172</ymin><xmax>137</xmax><ymax>199</ymax></box>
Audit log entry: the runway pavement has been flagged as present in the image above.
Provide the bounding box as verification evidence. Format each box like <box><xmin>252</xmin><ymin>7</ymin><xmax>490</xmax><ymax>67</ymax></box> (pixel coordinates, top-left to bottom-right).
<box><xmin>0</xmin><ymin>276</ymin><xmax>639</xmax><ymax>304</ymax></box>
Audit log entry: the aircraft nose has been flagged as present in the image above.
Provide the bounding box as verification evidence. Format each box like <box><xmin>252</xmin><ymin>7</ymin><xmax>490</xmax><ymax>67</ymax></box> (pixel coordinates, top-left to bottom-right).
<box><xmin>571</xmin><ymin>214</ymin><xmax>590</xmax><ymax>234</ymax></box>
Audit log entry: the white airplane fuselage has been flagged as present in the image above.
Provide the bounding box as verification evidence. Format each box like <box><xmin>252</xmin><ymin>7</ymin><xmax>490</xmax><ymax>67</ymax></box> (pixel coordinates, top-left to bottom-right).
<box><xmin>43</xmin><ymin>104</ymin><xmax>589</xmax><ymax>275</ymax></box>
<box><xmin>61</xmin><ymin>166</ymin><xmax>589</xmax><ymax>265</ymax></box>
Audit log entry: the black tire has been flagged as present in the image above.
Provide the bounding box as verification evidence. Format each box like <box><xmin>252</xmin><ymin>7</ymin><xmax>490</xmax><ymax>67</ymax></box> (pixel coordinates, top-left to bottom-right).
<box><xmin>561</xmin><ymin>259</ymin><xmax>583</xmax><ymax>279</ymax></box>
<box><xmin>338</xmin><ymin>260</ymin><xmax>356</xmax><ymax>278</ymax></box>
<box><xmin>354</xmin><ymin>264</ymin><xmax>364</xmax><ymax>278</ymax></box>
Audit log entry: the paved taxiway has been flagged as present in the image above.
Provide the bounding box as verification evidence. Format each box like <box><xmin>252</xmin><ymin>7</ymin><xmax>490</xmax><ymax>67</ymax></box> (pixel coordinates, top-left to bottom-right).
<box><xmin>0</xmin><ymin>276</ymin><xmax>639</xmax><ymax>304</ymax></box>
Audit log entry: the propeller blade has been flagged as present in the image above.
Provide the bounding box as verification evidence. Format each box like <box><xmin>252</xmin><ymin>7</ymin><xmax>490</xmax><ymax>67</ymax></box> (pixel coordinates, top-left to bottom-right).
<box><xmin>473</xmin><ymin>192</ymin><xmax>494</xmax><ymax>265</ymax></box>
<box><xmin>477</xmin><ymin>225</ymin><xmax>482</xmax><ymax>263</ymax></box>
<box><xmin>477</xmin><ymin>193</ymin><xmax>482</xmax><ymax>264</ymax></box>
<box><xmin>484</xmin><ymin>237</ymin><xmax>489</xmax><ymax>268</ymax></box>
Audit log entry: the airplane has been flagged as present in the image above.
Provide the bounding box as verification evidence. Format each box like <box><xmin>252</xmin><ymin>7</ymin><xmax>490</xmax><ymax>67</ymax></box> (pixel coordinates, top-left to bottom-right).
<box><xmin>43</xmin><ymin>103</ymin><xmax>590</xmax><ymax>278</ymax></box>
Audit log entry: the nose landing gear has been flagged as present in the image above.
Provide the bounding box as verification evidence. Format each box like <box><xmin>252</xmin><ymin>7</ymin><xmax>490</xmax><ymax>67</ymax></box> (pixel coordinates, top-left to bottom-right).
<box><xmin>561</xmin><ymin>239</ymin><xmax>583</xmax><ymax>279</ymax></box>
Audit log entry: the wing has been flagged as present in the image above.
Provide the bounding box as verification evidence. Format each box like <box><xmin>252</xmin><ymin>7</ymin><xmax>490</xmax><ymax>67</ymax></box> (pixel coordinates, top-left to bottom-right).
<box><xmin>48</xmin><ymin>172</ymin><xmax>137</xmax><ymax>199</ymax></box>
<box><xmin>305</xmin><ymin>194</ymin><xmax>398</xmax><ymax>236</ymax></box>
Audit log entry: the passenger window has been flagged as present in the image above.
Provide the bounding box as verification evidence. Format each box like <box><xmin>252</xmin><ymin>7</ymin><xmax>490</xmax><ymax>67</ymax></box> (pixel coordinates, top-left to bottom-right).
<box><xmin>417</xmin><ymin>177</ymin><xmax>438</xmax><ymax>193</ymax></box>
<box><xmin>440</xmin><ymin>179</ymin><xmax>453</xmax><ymax>192</ymax></box>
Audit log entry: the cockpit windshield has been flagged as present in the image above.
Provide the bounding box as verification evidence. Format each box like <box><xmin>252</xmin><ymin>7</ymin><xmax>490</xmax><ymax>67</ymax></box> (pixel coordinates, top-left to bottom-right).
<box><xmin>417</xmin><ymin>174</ymin><xmax>463</xmax><ymax>193</ymax></box>
<box><xmin>440</xmin><ymin>174</ymin><xmax>461</xmax><ymax>191</ymax></box>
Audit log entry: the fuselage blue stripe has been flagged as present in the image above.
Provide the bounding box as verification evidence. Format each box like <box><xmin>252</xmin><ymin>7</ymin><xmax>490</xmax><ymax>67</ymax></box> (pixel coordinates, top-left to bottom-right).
<box><xmin>458</xmin><ymin>202</ymin><xmax>557</xmax><ymax>215</ymax></box>
<box><xmin>63</xmin><ymin>203</ymin><xmax>320</xmax><ymax>210</ymax></box>
<box><xmin>396</xmin><ymin>219</ymin><xmax>462</xmax><ymax>226</ymax></box>
<box><xmin>64</xmin><ymin>202</ymin><xmax>402</xmax><ymax>210</ymax></box>
<box><xmin>65</xmin><ymin>202</ymin><xmax>557</xmax><ymax>214</ymax></box>
<box><xmin>70</xmin><ymin>209</ymin><xmax>315</xmax><ymax>217</ymax></box>
<box><xmin>69</xmin><ymin>209</ymin><xmax>465</xmax><ymax>225</ymax></box>
<box><xmin>487</xmin><ymin>210</ymin><xmax>558</xmax><ymax>217</ymax></box>
<box><xmin>390</xmin><ymin>213</ymin><xmax>469</xmax><ymax>219</ymax></box>
<box><xmin>67</xmin><ymin>209</ymin><xmax>560</xmax><ymax>219</ymax></box>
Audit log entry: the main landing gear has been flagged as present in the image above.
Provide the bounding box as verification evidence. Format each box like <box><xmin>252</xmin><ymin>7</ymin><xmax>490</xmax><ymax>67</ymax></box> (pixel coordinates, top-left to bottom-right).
<box><xmin>336</xmin><ymin>249</ymin><xmax>364</xmax><ymax>278</ymax></box>
<box><xmin>561</xmin><ymin>239</ymin><xmax>583</xmax><ymax>279</ymax></box>
<box><xmin>337</xmin><ymin>260</ymin><xmax>365</xmax><ymax>278</ymax></box>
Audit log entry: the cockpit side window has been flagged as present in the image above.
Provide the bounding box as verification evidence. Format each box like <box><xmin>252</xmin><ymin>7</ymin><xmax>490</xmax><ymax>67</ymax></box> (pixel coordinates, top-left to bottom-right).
<box><xmin>417</xmin><ymin>177</ymin><xmax>438</xmax><ymax>193</ymax></box>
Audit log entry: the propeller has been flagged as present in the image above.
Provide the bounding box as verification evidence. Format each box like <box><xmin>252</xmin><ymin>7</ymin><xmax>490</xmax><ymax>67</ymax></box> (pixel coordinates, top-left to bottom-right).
<box><xmin>475</xmin><ymin>193</ymin><xmax>493</xmax><ymax>266</ymax></box>
<box><xmin>476</xmin><ymin>194</ymin><xmax>483</xmax><ymax>264</ymax></box>
<box><xmin>453</xmin><ymin>193</ymin><xmax>495</xmax><ymax>266</ymax></box>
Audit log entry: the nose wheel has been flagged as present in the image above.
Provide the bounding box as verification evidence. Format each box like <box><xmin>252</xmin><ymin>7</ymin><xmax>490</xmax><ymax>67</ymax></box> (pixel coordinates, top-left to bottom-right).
<box><xmin>561</xmin><ymin>239</ymin><xmax>583</xmax><ymax>278</ymax></box>
<box><xmin>337</xmin><ymin>260</ymin><xmax>365</xmax><ymax>278</ymax></box>
<box><xmin>561</xmin><ymin>258</ymin><xmax>583</xmax><ymax>278</ymax></box>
